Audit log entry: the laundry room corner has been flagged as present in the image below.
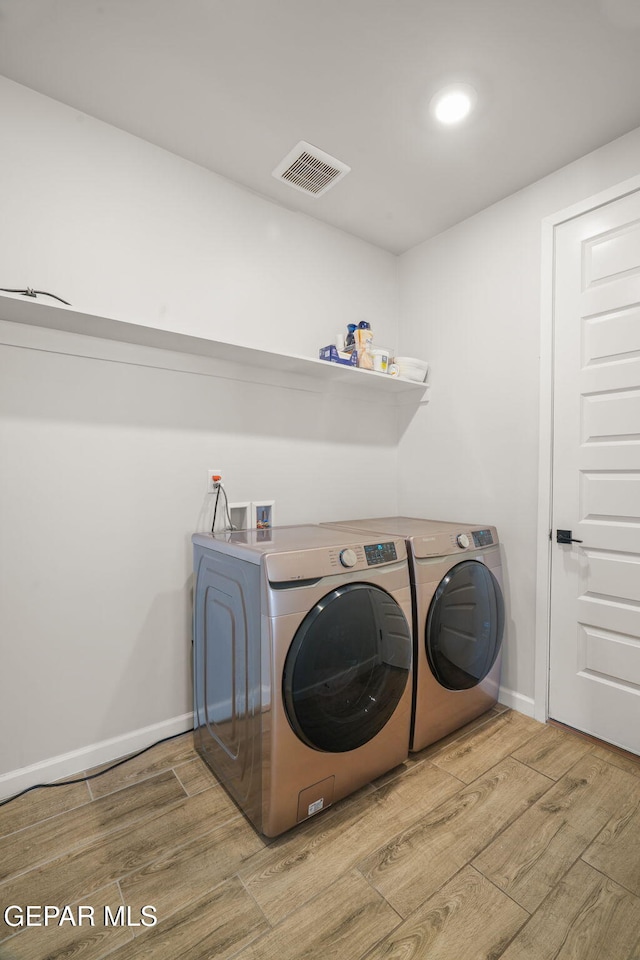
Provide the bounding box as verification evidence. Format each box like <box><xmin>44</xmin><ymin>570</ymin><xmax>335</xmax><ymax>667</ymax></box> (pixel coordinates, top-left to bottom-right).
<box><xmin>395</xmin><ymin>122</ymin><xmax>640</xmax><ymax>720</ymax></box>
<box><xmin>2</xmin><ymin>7</ymin><xmax>640</xmax><ymax>958</ymax></box>
<box><xmin>0</xmin><ymin>77</ymin><xmax>407</xmax><ymax>794</ymax></box>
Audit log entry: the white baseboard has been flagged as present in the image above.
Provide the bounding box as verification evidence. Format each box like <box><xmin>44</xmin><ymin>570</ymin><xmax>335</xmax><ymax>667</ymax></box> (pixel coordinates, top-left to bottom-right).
<box><xmin>498</xmin><ymin>686</ymin><xmax>536</xmax><ymax>718</ymax></box>
<box><xmin>0</xmin><ymin>691</ymin><xmax>538</xmax><ymax>802</ymax></box>
<box><xmin>0</xmin><ymin>713</ymin><xmax>193</xmax><ymax>801</ymax></box>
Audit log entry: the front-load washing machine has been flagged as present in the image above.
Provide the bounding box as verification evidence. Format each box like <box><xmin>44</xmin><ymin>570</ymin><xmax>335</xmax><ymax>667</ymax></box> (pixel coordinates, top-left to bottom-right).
<box><xmin>192</xmin><ymin>524</ymin><xmax>413</xmax><ymax>837</ymax></box>
<box><xmin>322</xmin><ymin>518</ymin><xmax>504</xmax><ymax>752</ymax></box>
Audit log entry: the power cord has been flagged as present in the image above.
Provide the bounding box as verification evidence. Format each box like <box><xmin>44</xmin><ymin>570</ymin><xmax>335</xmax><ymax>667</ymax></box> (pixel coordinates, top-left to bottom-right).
<box><xmin>0</xmin><ymin>287</ymin><xmax>71</xmax><ymax>306</ymax></box>
<box><xmin>211</xmin><ymin>484</ymin><xmax>221</xmax><ymax>533</ymax></box>
<box><xmin>220</xmin><ymin>483</ymin><xmax>235</xmax><ymax>531</ymax></box>
<box><xmin>210</xmin><ymin>480</ymin><xmax>235</xmax><ymax>533</ymax></box>
<box><xmin>0</xmin><ymin>728</ymin><xmax>193</xmax><ymax>809</ymax></box>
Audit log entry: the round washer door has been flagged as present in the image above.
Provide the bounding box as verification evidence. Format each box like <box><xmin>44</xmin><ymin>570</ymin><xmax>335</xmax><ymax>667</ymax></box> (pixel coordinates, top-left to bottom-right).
<box><xmin>426</xmin><ymin>560</ymin><xmax>504</xmax><ymax>691</ymax></box>
<box><xmin>283</xmin><ymin>583</ymin><xmax>411</xmax><ymax>753</ymax></box>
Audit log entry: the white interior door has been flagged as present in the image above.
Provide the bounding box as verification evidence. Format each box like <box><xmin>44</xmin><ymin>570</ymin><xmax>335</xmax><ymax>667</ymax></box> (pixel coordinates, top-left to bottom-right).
<box><xmin>549</xmin><ymin>188</ymin><xmax>640</xmax><ymax>755</ymax></box>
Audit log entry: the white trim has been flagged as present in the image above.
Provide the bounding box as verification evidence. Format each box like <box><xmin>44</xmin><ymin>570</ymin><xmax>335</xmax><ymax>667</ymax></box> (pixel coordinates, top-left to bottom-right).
<box><xmin>0</xmin><ymin>713</ymin><xmax>193</xmax><ymax>801</ymax></box>
<box><xmin>533</xmin><ymin>217</ymin><xmax>555</xmax><ymax>724</ymax></box>
<box><xmin>534</xmin><ymin>172</ymin><xmax>640</xmax><ymax>725</ymax></box>
<box><xmin>498</xmin><ymin>686</ymin><xmax>535</xmax><ymax>718</ymax></box>
<box><xmin>543</xmin><ymin>172</ymin><xmax>640</xmax><ymax>227</ymax></box>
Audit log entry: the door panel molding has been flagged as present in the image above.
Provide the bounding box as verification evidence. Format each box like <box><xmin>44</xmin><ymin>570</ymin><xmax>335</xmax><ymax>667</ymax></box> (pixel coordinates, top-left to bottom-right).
<box><xmin>535</xmin><ymin>172</ymin><xmax>640</xmax><ymax>726</ymax></box>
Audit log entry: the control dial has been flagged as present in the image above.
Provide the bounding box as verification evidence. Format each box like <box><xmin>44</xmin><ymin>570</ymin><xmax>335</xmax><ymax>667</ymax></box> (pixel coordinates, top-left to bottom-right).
<box><xmin>339</xmin><ymin>548</ymin><xmax>358</xmax><ymax>568</ymax></box>
<box><xmin>456</xmin><ymin>533</ymin><xmax>470</xmax><ymax>549</ymax></box>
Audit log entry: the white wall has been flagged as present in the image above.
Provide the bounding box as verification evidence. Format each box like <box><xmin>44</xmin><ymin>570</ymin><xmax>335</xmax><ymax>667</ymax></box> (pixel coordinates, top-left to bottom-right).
<box><xmin>0</xmin><ymin>76</ymin><xmax>400</xmax><ymax>356</ymax></box>
<box><xmin>0</xmin><ymin>78</ymin><xmax>401</xmax><ymax>791</ymax></box>
<box><xmin>398</xmin><ymin>124</ymin><xmax>640</xmax><ymax>712</ymax></box>
<box><xmin>6</xmin><ymin>69</ymin><xmax>640</xmax><ymax>792</ymax></box>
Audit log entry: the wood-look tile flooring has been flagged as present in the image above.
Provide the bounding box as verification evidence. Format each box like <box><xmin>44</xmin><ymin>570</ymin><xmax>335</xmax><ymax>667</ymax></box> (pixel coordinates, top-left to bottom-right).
<box><xmin>1</xmin><ymin>707</ymin><xmax>640</xmax><ymax>960</ymax></box>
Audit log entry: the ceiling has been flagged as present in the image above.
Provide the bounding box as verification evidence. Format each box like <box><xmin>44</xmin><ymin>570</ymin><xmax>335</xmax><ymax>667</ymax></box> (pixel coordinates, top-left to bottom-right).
<box><xmin>1</xmin><ymin>0</ymin><xmax>640</xmax><ymax>253</ymax></box>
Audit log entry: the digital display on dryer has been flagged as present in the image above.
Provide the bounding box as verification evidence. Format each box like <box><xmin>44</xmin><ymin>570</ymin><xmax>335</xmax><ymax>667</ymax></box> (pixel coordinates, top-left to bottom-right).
<box><xmin>364</xmin><ymin>542</ymin><xmax>397</xmax><ymax>565</ymax></box>
<box><xmin>472</xmin><ymin>529</ymin><xmax>494</xmax><ymax>547</ymax></box>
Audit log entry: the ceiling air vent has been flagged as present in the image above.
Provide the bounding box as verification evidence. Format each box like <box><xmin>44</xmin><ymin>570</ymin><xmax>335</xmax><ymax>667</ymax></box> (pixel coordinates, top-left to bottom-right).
<box><xmin>272</xmin><ymin>140</ymin><xmax>350</xmax><ymax>198</ymax></box>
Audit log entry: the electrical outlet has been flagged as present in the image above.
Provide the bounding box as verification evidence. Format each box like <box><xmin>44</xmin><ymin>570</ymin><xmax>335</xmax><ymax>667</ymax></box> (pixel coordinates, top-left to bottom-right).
<box><xmin>207</xmin><ymin>468</ymin><xmax>222</xmax><ymax>494</ymax></box>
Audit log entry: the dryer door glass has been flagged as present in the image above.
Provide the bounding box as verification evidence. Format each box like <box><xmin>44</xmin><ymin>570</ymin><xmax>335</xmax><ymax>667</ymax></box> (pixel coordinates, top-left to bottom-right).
<box><xmin>283</xmin><ymin>583</ymin><xmax>411</xmax><ymax>753</ymax></box>
<box><xmin>426</xmin><ymin>560</ymin><xmax>504</xmax><ymax>691</ymax></box>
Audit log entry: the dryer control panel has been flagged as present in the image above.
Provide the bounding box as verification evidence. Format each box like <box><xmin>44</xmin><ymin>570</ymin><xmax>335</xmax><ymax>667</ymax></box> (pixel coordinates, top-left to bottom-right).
<box><xmin>449</xmin><ymin>528</ymin><xmax>495</xmax><ymax>551</ymax></box>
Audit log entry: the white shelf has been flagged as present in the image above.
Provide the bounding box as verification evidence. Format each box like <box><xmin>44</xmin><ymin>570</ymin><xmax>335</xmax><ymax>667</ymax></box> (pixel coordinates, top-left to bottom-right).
<box><xmin>0</xmin><ymin>292</ymin><xmax>429</xmax><ymax>403</ymax></box>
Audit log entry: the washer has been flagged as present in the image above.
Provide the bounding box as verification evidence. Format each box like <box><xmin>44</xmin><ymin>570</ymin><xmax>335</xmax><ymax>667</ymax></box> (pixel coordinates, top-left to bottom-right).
<box><xmin>322</xmin><ymin>518</ymin><xmax>504</xmax><ymax>751</ymax></box>
<box><xmin>192</xmin><ymin>524</ymin><xmax>413</xmax><ymax>837</ymax></box>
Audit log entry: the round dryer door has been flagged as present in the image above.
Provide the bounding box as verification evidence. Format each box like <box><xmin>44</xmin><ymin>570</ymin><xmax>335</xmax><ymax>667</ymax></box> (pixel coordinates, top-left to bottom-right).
<box><xmin>426</xmin><ymin>560</ymin><xmax>504</xmax><ymax>691</ymax></box>
<box><xmin>283</xmin><ymin>583</ymin><xmax>411</xmax><ymax>753</ymax></box>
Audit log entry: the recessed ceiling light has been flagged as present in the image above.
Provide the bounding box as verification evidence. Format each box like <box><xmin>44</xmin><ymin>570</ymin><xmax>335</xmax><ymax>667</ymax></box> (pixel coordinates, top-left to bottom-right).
<box><xmin>430</xmin><ymin>84</ymin><xmax>477</xmax><ymax>125</ymax></box>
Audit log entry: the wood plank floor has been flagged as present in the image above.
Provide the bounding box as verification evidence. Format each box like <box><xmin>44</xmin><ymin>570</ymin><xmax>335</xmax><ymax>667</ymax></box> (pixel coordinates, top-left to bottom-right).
<box><xmin>1</xmin><ymin>707</ymin><xmax>639</xmax><ymax>960</ymax></box>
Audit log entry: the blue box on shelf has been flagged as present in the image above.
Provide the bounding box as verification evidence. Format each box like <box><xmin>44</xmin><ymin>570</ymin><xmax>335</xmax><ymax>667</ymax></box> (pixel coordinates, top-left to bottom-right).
<box><xmin>319</xmin><ymin>345</ymin><xmax>358</xmax><ymax>366</ymax></box>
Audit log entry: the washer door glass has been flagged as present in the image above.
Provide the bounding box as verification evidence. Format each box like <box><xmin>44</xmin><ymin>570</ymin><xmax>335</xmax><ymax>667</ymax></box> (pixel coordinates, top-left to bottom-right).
<box><xmin>426</xmin><ymin>560</ymin><xmax>504</xmax><ymax>691</ymax></box>
<box><xmin>283</xmin><ymin>583</ymin><xmax>411</xmax><ymax>753</ymax></box>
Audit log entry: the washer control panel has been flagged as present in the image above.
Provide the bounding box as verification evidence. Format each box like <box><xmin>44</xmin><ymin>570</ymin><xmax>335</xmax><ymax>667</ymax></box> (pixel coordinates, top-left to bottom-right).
<box><xmin>364</xmin><ymin>541</ymin><xmax>398</xmax><ymax>565</ymax></box>
<box><xmin>327</xmin><ymin>540</ymin><xmax>401</xmax><ymax>571</ymax></box>
<box><xmin>265</xmin><ymin>536</ymin><xmax>406</xmax><ymax>582</ymax></box>
<box><xmin>472</xmin><ymin>529</ymin><xmax>494</xmax><ymax>547</ymax></box>
<box><xmin>339</xmin><ymin>548</ymin><xmax>358</xmax><ymax>567</ymax></box>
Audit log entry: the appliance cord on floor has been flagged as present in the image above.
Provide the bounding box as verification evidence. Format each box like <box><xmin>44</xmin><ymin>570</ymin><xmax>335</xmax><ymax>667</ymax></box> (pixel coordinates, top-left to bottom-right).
<box><xmin>0</xmin><ymin>728</ymin><xmax>194</xmax><ymax>809</ymax></box>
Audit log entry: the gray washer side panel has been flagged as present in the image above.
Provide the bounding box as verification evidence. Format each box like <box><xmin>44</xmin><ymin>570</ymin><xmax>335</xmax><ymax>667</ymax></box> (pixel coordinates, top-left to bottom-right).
<box><xmin>193</xmin><ymin>544</ymin><xmax>263</xmax><ymax>832</ymax></box>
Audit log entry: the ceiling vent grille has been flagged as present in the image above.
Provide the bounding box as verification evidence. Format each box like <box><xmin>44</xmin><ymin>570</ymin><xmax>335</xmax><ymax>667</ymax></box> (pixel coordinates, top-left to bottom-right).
<box><xmin>272</xmin><ymin>141</ymin><xmax>350</xmax><ymax>198</ymax></box>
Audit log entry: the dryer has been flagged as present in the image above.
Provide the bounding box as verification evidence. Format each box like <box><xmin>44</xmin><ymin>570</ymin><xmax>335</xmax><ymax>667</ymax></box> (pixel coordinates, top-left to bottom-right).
<box><xmin>322</xmin><ymin>518</ymin><xmax>504</xmax><ymax>752</ymax></box>
<box><xmin>192</xmin><ymin>525</ymin><xmax>413</xmax><ymax>837</ymax></box>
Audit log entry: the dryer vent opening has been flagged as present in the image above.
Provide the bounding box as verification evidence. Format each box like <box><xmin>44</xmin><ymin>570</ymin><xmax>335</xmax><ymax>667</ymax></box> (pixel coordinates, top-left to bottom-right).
<box><xmin>272</xmin><ymin>141</ymin><xmax>350</xmax><ymax>197</ymax></box>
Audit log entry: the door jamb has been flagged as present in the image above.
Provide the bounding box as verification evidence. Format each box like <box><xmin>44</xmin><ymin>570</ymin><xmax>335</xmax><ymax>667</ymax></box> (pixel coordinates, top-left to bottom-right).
<box><xmin>534</xmin><ymin>173</ymin><xmax>640</xmax><ymax>724</ymax></box>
